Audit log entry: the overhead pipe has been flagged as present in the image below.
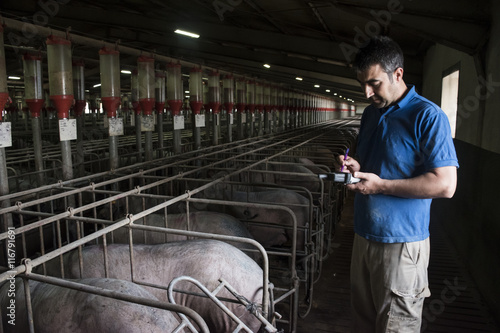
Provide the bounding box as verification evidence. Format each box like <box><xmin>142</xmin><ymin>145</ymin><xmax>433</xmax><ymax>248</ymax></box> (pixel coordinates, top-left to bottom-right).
<box><xmin>23</xmin><ymin>53</ymin><xmax>45</xmax><ymax>186</ymax></box>
<box><xmin>235</xmin><ymin>78</ymin><xmax>246</xmax><ymax>140</ymax></box>
<box><xmin>155</xmin><ymin>70</ymin><xmax>166</xmax><ymax>158</ymax></box>
<box><xmin>167</xmin><ymin>62</ymin><xmax>183</xmax><ymax>154</ymax></box>
<box><xmin>72</xmin><ymin>59</ymin><xmax>86</xmax><ymax>178</ymax></box>
<box><xmin>222</xmin><ymin>74</ymin><xmax>234</xmax><ymax>143</ymax></box>
<box><xmin>138</xmin><ymin>55</ymin><xmax>155</xmax><ymax>162</ymax></box>
<box><xmin>131</xmin><ymin>69</ymin><xmax>142</xmax><ymax>162</ymax></box>
<box><xmin>189</xmin><ymin>67</ymin><xmax>203</xmax><ymax>151</ymax></box>
<box><xmin>208</xmin><ymin>71</ymin><xmax>221</xmax><ymax>146</ymax></box>
<box><xmin>99</xmin><ymin>47</ymin><xmax>121</xmax><ymax>170</ymax></box>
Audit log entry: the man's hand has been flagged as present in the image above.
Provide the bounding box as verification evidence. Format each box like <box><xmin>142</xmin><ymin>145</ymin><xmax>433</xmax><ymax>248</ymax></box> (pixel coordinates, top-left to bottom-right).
<box><xmin>347</xmin><ymin>172</ymin><xmax>383</xmax><ymax>195</ymax></box>
<box><xmin>345</xmin><ymin>167</ymin><xmax>457</xmax><ymax>199</ymax></box>
<box><xmin>338</xmin><ymin>154</ymin><xmax>361</xmax><ymax>174</ymax></box>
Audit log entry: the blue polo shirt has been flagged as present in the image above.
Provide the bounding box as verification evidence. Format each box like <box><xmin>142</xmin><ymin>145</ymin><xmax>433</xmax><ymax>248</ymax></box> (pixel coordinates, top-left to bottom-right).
<box><xmin>354</xmin><ymin>85</ymin><xmax>459</xmax><ymax>243</ymax></box>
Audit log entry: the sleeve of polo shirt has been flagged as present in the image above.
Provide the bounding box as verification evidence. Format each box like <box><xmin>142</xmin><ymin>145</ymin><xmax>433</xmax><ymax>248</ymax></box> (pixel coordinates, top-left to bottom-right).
<box><xmin>419</xmin><ymin>107</ymin><xmax>459</xmax><ymax>171</ymax></box>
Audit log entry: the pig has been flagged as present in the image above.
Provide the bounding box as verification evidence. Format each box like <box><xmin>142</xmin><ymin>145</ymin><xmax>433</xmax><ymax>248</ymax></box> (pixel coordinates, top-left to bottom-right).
<box><xmin>108</xmin><ymin>211</ymin><xmax>260</xmax><ymax>262</ymax></box>
<box><xmin>203</xmin><ymin>187</ymin><xmax>310</xmax><ymax>250</ymax></box>
<box><xmin>241</xmin><ymin>162</ymin><xmax>321</xmax><ymax>193</ymax></box>
<box><xmin>41</xmin><ymin>239</ymin><xmax>267</xmax><ymax>333</ymax></box>
<box><xmin>0</xmin><ymin>277</ymin><xmax>180</xmax><ymax>333</ymax></box>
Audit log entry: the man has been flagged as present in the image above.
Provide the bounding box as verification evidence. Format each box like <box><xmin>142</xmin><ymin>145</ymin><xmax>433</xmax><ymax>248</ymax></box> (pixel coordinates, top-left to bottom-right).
<box><xmin>339</xmin><ymin>36</ymin><xmax>459</xmax><ymax>332</ymax></box>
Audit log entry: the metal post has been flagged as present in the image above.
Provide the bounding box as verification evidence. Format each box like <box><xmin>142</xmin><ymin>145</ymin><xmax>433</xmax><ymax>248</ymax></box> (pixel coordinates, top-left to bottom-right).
<box><xmin>135</xmin><ymin>113</ymin><xmax>142</xmax><ymax>162</ymax></box>
<box><xmin>173</xmin><ymin>128</ymin><xmax>182</xmax><ymax>154</ymax></box>
<box><xmin>31</xmin><ymin>117</ymin><xmax>45</xmax><ymax>186</ymax></box>
<box><xmin>0</xmin><ymin>148</ymin><xmax>13</xmax><ymax>230</ymax></box>
<box><xmin>109</xmin><ymin>135</ymin><xmax>119</xmax><ymax>170</ymax></box>
<box><xmin>192</xmin><ymin>112</ymin><xmax>201</xmax><ymax>150</ymax></box>
<box><xmin>157</xmin><ymin>111</ymin><xmax>164</xmax><ymax>158</ymax></box>
<box><xmin>212</xmin><ymin>112</ymin><xmax>219</xmax><ymax>146</ymax></box>
<box><xmin>144</xmin><ymin>130</ymin><xmax>153</xmax><ymax>162</ymax></box>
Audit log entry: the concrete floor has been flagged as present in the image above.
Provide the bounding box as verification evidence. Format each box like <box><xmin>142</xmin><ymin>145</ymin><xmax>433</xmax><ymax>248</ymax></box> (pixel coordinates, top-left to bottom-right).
<box><xmin>293</xmin><ymin>193</ymin><xmax>499</xmax><ymax>333</ymax></box>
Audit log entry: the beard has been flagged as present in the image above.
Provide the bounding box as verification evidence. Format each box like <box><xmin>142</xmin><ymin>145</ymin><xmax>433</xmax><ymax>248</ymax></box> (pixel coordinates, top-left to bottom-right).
<box><xmin>370</xmin><ymin>96</ymin><xmax>389</xmax><ymax>109</ymax></box>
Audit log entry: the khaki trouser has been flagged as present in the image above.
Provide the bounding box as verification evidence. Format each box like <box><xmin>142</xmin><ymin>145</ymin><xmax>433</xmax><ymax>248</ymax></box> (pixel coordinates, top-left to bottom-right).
<box><xmin>351</xmin><ymin>234</ymin><xmax>431</xmax><ymax>333</ymax></box>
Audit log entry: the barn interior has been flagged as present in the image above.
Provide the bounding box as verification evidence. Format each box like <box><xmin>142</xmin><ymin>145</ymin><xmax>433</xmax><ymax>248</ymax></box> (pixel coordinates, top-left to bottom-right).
<box><xmin>0</xmin><ymin>0</ymin><xmax>499</xmax><ymax>332</ymax></box>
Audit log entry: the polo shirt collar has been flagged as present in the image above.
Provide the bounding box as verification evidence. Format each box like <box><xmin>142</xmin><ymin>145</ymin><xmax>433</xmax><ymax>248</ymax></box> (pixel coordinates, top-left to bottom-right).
<box><xmin>396</xmin><ymin>85</ymin><xmax>416</xmax><ymax>109</ymax></box>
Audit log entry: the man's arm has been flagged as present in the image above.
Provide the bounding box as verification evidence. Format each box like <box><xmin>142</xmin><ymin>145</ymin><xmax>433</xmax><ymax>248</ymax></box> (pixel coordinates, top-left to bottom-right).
<box><xmin>348</xmin><ymin>166</ymin><xmax>457</xmax><ymax>199</ymax></box>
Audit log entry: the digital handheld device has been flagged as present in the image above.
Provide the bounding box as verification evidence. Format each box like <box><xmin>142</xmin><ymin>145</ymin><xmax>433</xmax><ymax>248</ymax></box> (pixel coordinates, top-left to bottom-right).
<box><xmin>318</xmin><ymin>172</ymin><xmax>361</xmax><ymax>185</ymax></box>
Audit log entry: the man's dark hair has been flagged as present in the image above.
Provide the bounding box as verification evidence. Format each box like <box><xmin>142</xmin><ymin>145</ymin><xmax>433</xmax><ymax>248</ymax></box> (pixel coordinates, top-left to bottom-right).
<box><xmin>354</xmin><ymin>36</ymin><xmax>404</xmax><ymax>78</ymax></box>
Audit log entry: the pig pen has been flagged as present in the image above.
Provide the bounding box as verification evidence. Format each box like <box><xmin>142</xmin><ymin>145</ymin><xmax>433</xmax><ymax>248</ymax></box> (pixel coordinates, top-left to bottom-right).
<box><xmin>0</xmin><ymin>119</ymin><xmax>359</xmax><ymax>333</ymax></box>
<box><xmin>0</xmin><ymin>180</ymin><xmax>275</xmax><ymax>332</ymax></box>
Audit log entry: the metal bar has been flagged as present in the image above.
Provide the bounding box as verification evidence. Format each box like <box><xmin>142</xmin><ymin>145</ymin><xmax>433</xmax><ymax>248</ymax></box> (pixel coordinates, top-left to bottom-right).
<box><xmin>220</xmin><ymin>277</ymin><xmax>277</xmax><ymax>332</ymax></box>
<box><xmin>168</xmin><ymin>275</ymin><xmax>254</xmax><ymax>333</ymax></box>
<box><xmin>109</xmin><ymin>134</ymin><xmax>119</xmax><ymax>171</ymax></box>
<box><xmin>21</xmin><ymin>271</ymin><xmax>209</xmax><ymax>333</ymax></box>
<box><xmin>22</xmin><ymin>276</ymin><xmax>35</xmax><ymax>333</ymax></box>
<box><xmin>127</xmin><ymin>222</ymin><xmax>271</xmax><ymax>318</ymax></box>
<box><xmin>0</xmin><ymin>216</ymin><xmax>132</xmax><ymax>283</ymax></box>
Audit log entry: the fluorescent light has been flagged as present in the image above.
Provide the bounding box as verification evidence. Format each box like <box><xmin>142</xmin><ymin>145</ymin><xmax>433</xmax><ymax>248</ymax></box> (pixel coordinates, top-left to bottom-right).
<box><xmin>314</xmin><ymin>84</ymin><xmax>320</xmax><ymax>88</ymax></box>
<box><xmin>263</xmin><ymin>64</ymin><xmax>271</xmax><ymax>69</ymax></box>
<box><xmin>8</xmin><ymin>76</ymin><xmax>21</xmax><ymax>80</ymax></box>
<box><xmin>325</xmin><ymin>89</ymin><xmax>331</xmax><ymax>92</ymax></box>
<box><xmin>175</xmin><ymin>29</ymin><xmax>200</xmax><ymax>38</ymax></box>
<box><xmin>93</xmin><ymin>83</ymin><xmax>101</xmax><ymax>88</ymax></box>
<box><xmin>121</xmin><ymin>70</ymin><xmax>132</xmax><ymax>74</ymax></box>
<box><xmin>185</xmin><ymin>91</ymin><xmax>190</xmax><ymax>94</ymax></box>
<box><xmin>295</xmin><ymin>77</ymin><xmax>303</xmax><ymax>81</ymax></box>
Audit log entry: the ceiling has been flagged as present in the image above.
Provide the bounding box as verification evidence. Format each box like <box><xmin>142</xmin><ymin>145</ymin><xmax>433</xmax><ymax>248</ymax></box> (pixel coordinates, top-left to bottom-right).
<box><xmin>0</xmin><ymin>0</ymin><xmax>492</xmax><ymax>104</ymax></box>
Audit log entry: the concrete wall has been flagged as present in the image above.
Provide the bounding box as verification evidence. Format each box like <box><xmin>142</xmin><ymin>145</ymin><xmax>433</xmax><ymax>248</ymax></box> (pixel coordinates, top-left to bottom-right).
<box><xmin>422</xmin><ymin>1</ymin><xmax>500</xmax><ymax>324</ymax></box>
<box><xmin>482</xmin><ymin>0</ymin><xmax>500</xmax><ymax>153</ymax></box>
<box><xmin>421</xmin><ymin>44</ymin><xmax>482</xmax><ymax>146</ymax></box>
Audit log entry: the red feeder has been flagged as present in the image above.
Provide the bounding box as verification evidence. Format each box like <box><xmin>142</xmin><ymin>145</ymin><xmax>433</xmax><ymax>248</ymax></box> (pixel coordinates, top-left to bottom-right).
<box><xmin>72</xmin><ymin>59</ymin><xmax>86</xmax><ymax>117</ymax></box>
<box><xmin>246</xmin><ymin>80</ymin><xmax>256</xmax><ymax>114</ymax></box>
<box><xmin>235</xmin><ymin>78</ymin><xmax>246</xmax><ymax>113</ymax></box>
<box><xmin>208</xmin><ymin>71</ymin><xmax>220</xmax><ymax>114</ymax></box>
<box><xmin>138</xmin><ymin>55</ymin><xmax>155</xmax><ymax>116</ymax></box>
<box><xmin>23</xmin><ymin>53</ymin><xmax>45</xmax><ymax>118</ymax></box>
<box><xmin>189</xmin><ymin>67</ymin><xmax>203</xmax><ymax>114</ymax></box>
<box><xmin>0</xmin><ymin>92</ymin><xmax>8</xmax><ymax>122</ymax></box>
<box><xmin>167</xmin><ymin>62</ymin><xmax>183</xmax><ymax>116</ymax></box>
<box><xmin>223</xmin><ymin>75</ymin><xmax>234</xmax><ymax>114</ymax></box>
<box><xmin>155</xmin><ymin>70</ymin><xmax>166</xmax><ymax>113</ymax></box>
<box><xmin>131</xmin><ymin>69</ymin><xmax>141</xmax><ymax>115</ymax></box>
<box><xmin>47</xmin><ymin>35</ymin><xmax>74</xmax><ymax>119</ymax></box>
<box><xmin>99</xmin><ymin>47</ymin><xmax>121</xmax><ymax>118</ymax></box>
